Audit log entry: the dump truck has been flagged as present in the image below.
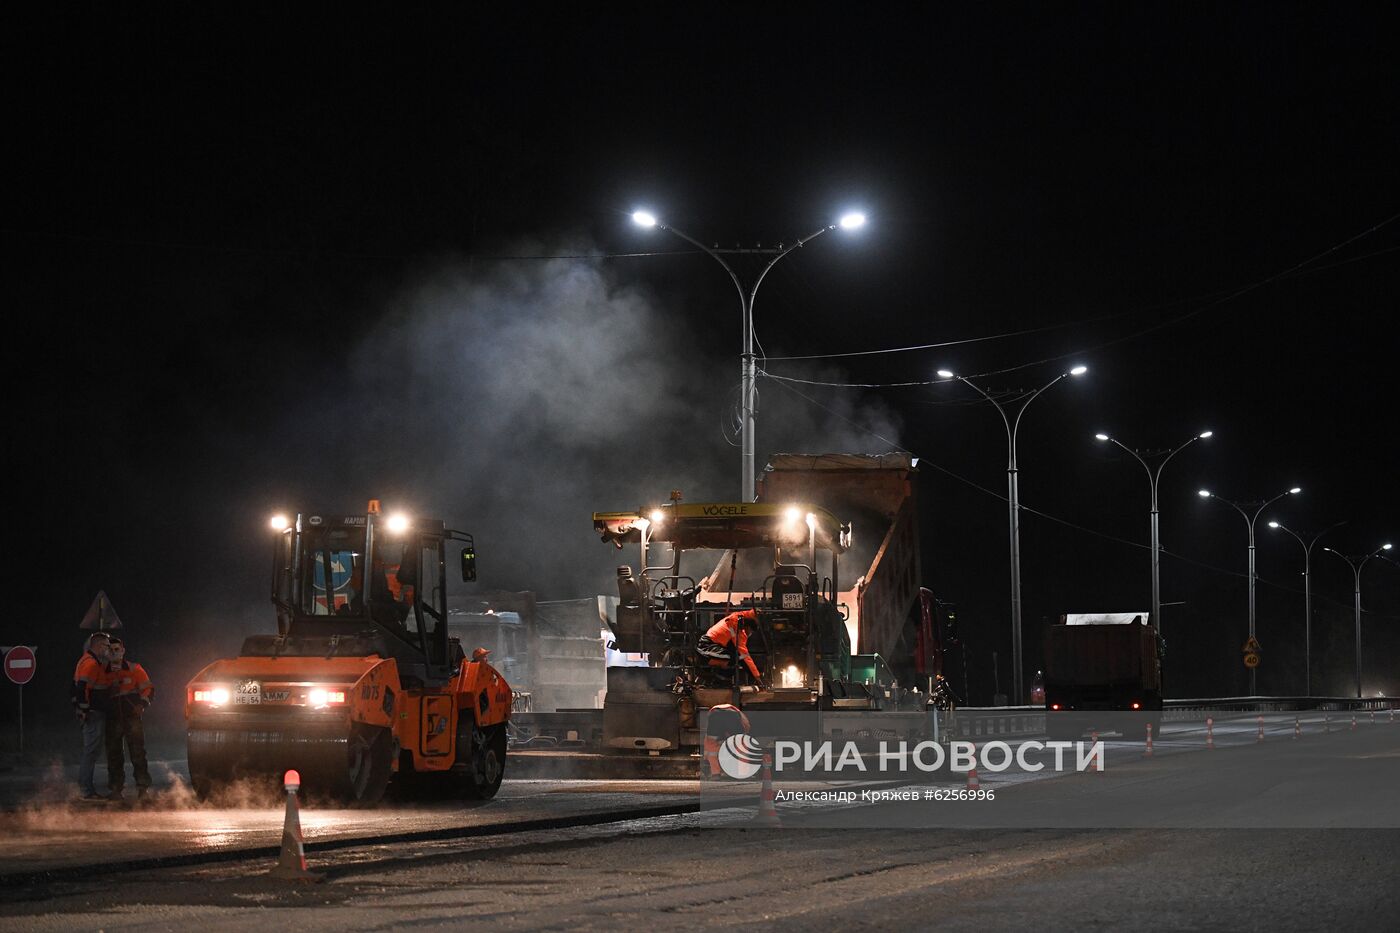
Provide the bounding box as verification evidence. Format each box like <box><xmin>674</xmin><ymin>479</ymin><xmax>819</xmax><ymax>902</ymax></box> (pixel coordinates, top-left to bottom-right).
<box><xmin>447</xmin><ymin>591</ymin><xmax>612</xmax><ymax>713</ymax></box>
<box><xmin>185</xmin><ymin>503</ymin><xmax>512</xmax><ymax>803</ymax></box>
<box><xmin>1042</xmin><ymin>612</ymin><xmax>1162</xmax><ymax>740</ymax></box>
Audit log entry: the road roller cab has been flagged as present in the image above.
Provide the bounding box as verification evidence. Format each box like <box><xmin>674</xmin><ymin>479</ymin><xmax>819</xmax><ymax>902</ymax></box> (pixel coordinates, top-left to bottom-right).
<box><xmin>185</xmin><ymin>503</ymin><xmax>511</xmax><ymax>804</ymax></box>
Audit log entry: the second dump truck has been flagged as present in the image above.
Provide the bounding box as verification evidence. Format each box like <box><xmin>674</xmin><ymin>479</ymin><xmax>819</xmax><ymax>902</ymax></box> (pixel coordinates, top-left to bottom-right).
<box><xmin>1042</xmin><ymin>612</ymin><xmax>1163</xmax><ymax>740</ymax></box>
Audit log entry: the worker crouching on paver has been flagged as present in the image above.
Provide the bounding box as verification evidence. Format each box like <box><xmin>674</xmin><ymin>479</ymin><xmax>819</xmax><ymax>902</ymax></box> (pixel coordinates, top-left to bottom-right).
<box><xmin>697</xmin><ymin>609</ymin><xmax>766</xmax><ymax>690</ymax></box>
<box><xmin>104</xmin><ymin>636</ymin><xmax>155</xmax><ymax>799</ymax></box>
<box><xmin>71</xmin><ymin>632</ymin><xmax>114</xmax><ymax>800</ymax></box>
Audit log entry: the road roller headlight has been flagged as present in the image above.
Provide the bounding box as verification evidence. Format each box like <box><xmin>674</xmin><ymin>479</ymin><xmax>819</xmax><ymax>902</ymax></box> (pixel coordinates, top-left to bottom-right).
<box><xmin>308</xmin><ymin>688</ymin><xmax>347</xmax><ymax>708</ymax></box>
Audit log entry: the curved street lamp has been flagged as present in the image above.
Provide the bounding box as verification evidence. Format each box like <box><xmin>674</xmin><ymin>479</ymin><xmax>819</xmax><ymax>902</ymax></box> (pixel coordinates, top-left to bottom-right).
<box><xmin>1198</xmin><ymin>485</ymin><xmax>1301</xmax><ymax>695</ymax></box>
<box><xmin>1321</xmin><ymin>543</ymin><xmax>1394</xmax><ymax>699</ymax></box>
<box><xmin>632</xmin><ymin>209</ymin><xmax>867</xmax><ymax>502</ymax></box>
<box><xmin>1267</xmin><ymin>519</ymin><xmax>1344</xmax><ymax>696</ymax></box>
<box><xmin>1095</xmin><ymin>430</ymin><xmax>1213</xmax><ymax>638</ymax></box>
<box><xmin>938</xmin><ymin>365</ymin><xmax>1088</xmax><ymax>704</ymax></box>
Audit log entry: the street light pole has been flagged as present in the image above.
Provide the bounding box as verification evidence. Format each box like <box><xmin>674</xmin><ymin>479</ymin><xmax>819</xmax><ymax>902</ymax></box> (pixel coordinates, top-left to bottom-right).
<box><xmin>632</xmin><ymin>210</ymin><xmax>866</xmax><ymax>502</ymax></box>
<box><xmin>939</xmin><ymin>366</ymin><xmax>1088</xmax><ymax>705</ymax></box>
<box><xmin>1321</xmin><ymin>543</ymin><xmax>1394</xmax><ymax>699</ymax></box>
<box><xmin>1267</xmin><ymin>520</ymin><xmax>1343</xmax><ymax>696</ymax></box>
<box><xmin>1198</xmin><ymin>486</ymin><xmax>1301</xmax><ymax>695</ymax></box>
<box><xmin>1094</xmin><ymin>430</ymin><xmax>1213</xmax><ymax>638</ymax></box>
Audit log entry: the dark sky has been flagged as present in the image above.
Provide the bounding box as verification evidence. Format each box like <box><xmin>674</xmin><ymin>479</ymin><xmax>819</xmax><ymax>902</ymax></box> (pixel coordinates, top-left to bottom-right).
<box><xmin>7</xmin><ymin>3</ymin><xmax>1398</xmax><ymax>720</ymax></box>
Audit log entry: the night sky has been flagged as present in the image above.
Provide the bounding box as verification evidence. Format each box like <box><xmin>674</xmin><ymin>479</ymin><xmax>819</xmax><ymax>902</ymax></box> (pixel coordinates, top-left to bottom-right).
<box><xmin>8</xmin><ymin>4</ymin><xmax>1398</xmax><ymax>730</ymax></box>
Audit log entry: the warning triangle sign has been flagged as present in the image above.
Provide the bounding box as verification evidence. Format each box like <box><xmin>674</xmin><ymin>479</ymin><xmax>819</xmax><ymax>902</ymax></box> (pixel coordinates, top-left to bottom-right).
<box><xmin>79</xmin><ymin>591</ymin><xmax>124</xmax><ymax>631</ymax></box>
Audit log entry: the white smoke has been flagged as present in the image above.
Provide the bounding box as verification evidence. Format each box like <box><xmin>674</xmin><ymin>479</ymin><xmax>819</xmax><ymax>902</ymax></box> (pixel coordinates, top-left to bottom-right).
<box><xmin>275</xmin><ymin>242</ymin><xmax>902</xmax><ymax>598</ymax></box>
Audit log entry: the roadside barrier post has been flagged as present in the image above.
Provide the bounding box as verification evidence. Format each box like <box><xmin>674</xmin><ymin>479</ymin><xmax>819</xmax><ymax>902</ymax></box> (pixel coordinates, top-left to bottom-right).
<box><xmin>1206</xmin><ymin>717</ymin><xmax>1215</xmax><ymax>750</ymax></box>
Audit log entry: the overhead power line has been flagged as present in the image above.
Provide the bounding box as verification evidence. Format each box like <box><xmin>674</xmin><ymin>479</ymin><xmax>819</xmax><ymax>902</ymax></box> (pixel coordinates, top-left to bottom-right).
<box><xmin>764</xmin><ymin>376</ymin><xmax>1400</xmax><ymax>620</ymax></box>
<box><xmin>761</xmin><ymin>211</ymin><xmax>1400</xmax><ymax>376</ymax></box>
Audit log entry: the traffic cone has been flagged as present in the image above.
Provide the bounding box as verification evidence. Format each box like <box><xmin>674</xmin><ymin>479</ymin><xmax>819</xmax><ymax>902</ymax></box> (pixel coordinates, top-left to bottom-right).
<box><xmin>703</xmin><ymin>735</ymin><xmax>721</xmax><ymax>779</ymax></box>
<box><xmin>1206</xmin><ymin>717</ymin><xmax>1215</xmax><ymax>750</ymax></box>
<box><xmin>1256</xmin><ymin>715</ymin><xmax>1264</xmax><ymax>743</ymax></box>
<box><xmin>966</xmin><ymin>744</ymin><xmax>981</xmax><ymax>790</ymax></box>
<box><xmin>1293</xmin><ymin>716</ymin><xmax>1301</xmax><ymax>740</ymax></box>
<box><xmin>269</xmin><ymin>770</ymin><xmax>323</xmax><ymax>882</ymax></box>
<box><xmin>752</xmin><ymin>753</ymin><xmax>781</xmax><ymax>827</ymax></box>
<box><xmin>1090</xmin><ymin>730</ymin><xmax>1103</xmax><ymax>772</ymax></box>
<box><xmin>1370</xmin><ymin>710</ymin><xmax>1375</xmax><ymax>725</ymax></box>
<box><xmin>1144</xmin><ymin>723</ymin><xmax>1153</xmax><ymax>758</ymax></box>
<box><xmin>1351</xmin><ymin>715</ymin><xmax>1357</xmax><ymax>731</ymax></box>
<box><xmin>1390</xmin><ymin>707</ymin><xmax>1394</xmax><ymax>724</ymax></box>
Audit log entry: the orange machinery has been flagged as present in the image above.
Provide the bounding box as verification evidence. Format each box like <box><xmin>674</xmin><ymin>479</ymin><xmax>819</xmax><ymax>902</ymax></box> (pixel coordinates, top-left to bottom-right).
<box><xmin>186</xmin><ymin>503</ymin><xmax>511</xmax><ymax>803</ymax></box>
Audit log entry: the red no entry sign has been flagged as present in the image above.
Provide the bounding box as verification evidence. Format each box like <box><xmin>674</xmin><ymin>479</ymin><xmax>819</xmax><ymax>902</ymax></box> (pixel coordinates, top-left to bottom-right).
<box><xmin>4</xmin><ymin>646</ymin><xmax>36</xmax><ymax>685</ymax></box>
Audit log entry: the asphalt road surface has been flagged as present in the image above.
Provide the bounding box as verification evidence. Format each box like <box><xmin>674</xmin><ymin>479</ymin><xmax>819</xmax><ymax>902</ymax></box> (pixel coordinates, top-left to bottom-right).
<box><xmin>0</xmin><ymin>715</ymin><xmax>1395</xmax><ymax>930</ymax></box>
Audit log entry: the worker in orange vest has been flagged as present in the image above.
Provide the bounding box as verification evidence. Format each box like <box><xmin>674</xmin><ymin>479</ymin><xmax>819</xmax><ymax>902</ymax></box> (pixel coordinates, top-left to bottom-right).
<box><xmin>71</xmin><ymin>632</ymin><xmax>114</xmax><ymax>799</ymax></box>
<box><xmin>703</xmin><ymin>703</ymin><xmax>752</xmax><ymax>777</ymax></box>
<box><xmin>369</xmin><ymin>555</ymin><xmax>413</xmax><ymax>630</ymax></box>
<box><xmin>697</xmin><ymin>610</ymin><xmax>765</xmax><ymax>688</ymax></box>
<box><xmin>104</xmin><ymin>636</ymin><xmax>155</xmax><ymax>799</ymax></box>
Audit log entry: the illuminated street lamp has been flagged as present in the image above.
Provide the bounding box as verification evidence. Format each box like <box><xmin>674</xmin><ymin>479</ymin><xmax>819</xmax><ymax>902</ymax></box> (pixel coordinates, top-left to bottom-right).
<box><xmin>1198</xmin><ymin>485</ymin><xmax>1301</xmax><ymax>695</ymax></box>
<box><xmin>1268</xmin><ymin>519</ymin><xmax>1344</xmax><ymax>696</ymax></box>
<box><xmin>1094</xmin><ymin>430</ymin><xmax>1212</xmax><ymax>638</ymax></box>
<box><xmin>1321</xmin><ymin>542</ymin><xmax>1394</xmax><ymax>699</ymax></box>
<box><xmin>938</xmin><ymin>365</ymin><xmax>1088</xmax><ymax>705</ymax></box>
<box><xmin>632</xmin><ymin>208</ymin><xmax>867</xmax><ymax>502</ymax></box>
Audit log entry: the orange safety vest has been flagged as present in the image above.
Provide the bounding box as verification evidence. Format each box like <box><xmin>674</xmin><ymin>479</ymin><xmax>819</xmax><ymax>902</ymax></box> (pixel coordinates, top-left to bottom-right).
<box><xmin>72</xmin><ymin>653</ymin><xmax>113</xmax><ymax>711</ymax></box>
<box><xmin>130</xmin><ymin>661</ymin><xmax>155</xmax><ymax>702</ymax></box>
<box><xmin>110</xmin><ymin>660</ymin><xmax>155</xmax><ymax>705</ymax></box>
<box><xmin>704</xmin><ymin>611</ymin><xmax>761</xmax><ymax>680</ymax></box>
<box><xmin>703</xmin><ymin>703</ymin><xmax>752</xmax><ymax>776</ymax></box>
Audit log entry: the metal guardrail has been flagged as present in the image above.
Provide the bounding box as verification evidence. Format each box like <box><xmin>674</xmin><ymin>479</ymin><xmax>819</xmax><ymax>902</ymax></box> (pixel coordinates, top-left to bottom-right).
<box><xmin>1162</xmin><ymin>696</ymin><xmax>1397</xmax><ymax>712</ymax></box>
<box><xmin>952</xmin><ymin>697</ymin><xmax>1398</xmax><ymax>737</ymax></box>
<box><xmin>965</xmin><ymin>697</ymin><xmax>1398</xmax><ymax>713</ymax></box>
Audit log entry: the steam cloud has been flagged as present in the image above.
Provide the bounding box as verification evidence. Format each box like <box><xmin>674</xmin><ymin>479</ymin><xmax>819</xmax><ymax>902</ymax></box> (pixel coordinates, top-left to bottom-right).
<box><xmin>275</xmin><ymin>241</ymin><xmax>904</xmax><ymax>601</ymax></box>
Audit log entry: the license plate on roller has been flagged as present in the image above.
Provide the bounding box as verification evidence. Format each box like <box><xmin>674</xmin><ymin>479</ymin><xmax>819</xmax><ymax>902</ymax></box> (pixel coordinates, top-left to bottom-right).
<box><xmin>234</xmin><ymin>681</ymin><xmax>261</xmax><ymax>705</ymax></box>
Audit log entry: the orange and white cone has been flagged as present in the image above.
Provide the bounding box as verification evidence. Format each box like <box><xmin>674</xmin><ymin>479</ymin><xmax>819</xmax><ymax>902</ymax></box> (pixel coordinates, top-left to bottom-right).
<box><xmin>752</xmin><ymin>752</ymin><xmax>781</xmax><ymax>827</ymax></box>
<box><xmin>1293</xmin><ymin>716</ymin><xmax>1301</xmax><ymax>740</ymax></box>
<box><xmin>704</xmin><ymin>735</ymin><xmax>721</xmax><ymax>779</ymax></box>
<box><xmin>966</xmin><ymin>744</ymin><xmax>981</xmax><ymax>790</ymax></box>
<box><xmin>1256</xmin><ymin>715</ymin><xmax>1265</xmax><ymax>743</ymax></box>
<box><xmin>269</xmin><ymin>770</ymin><xmax>323</xmax><ymax>882</ymax></box>
<box><xmin>1144</xmin><ymin>723</ymin><xmax>1154</xmax><ymax>758</ymax></box>
<box><xmin>1206</xmin><ymin>717</ymin><xmax>1215</xmax><ymax>749</ymax></box>
<box><xmin>1090</xmin><ymin>730</ymin><xmax>1104</xmax><ymax>772</ymax></box>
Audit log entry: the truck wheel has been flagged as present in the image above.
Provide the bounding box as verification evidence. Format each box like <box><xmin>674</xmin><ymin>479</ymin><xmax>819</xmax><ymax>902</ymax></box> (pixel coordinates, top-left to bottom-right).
<box><xmin>345</xmin><ymin>724</ymin><xmax>396</xmax><ymax>807</ymax></box>
<box><xmin>191</xmin><ymin>775</ymin><xmax>215</xmax><ymax>802</ymax></box>
<box><xmin>458</xmin><ymin>717</ymin><xmax>506</xmax><ymax>800</ymax></box>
